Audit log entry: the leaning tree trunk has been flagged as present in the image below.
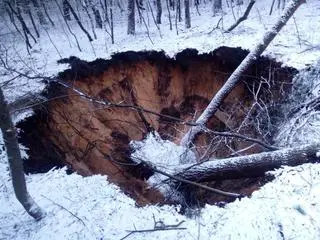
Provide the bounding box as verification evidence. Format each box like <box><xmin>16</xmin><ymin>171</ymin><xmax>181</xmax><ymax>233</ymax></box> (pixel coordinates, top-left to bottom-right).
<box><xmin>180</xmin><ymin>0</ymin><xmax>306</xmax><ymax>149</ymax></box>
<box><xmin>127</xmin><ymin>0</ymin><xmax>135</xmax><ymax>34</ymax></box>
<box><xmin>176</xmin><ymin>144</ymin><xmax>320</xmax><ymax>182</ymax></box>
<box><xmin>0</xmin><ymin>87</ymin><xmax>45</xmax><ymax>220</ymax></box>
<box><xmin>184</xmin><ymin>0</ymin><xmax>191</xmax><ymax>28</ymax></box>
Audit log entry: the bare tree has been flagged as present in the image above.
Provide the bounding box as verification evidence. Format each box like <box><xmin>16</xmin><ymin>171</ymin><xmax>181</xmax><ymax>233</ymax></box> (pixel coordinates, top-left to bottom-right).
<box><xmin>213</xmin><ymin>0</ymin><xmax>222</xmax><ymax>15</ymax></box>
<box><xmin>127</xmin><ymin>0</ymin><xmax>135</xmax><ymax>34</ymax></box>
<box><xmin>64</xmin><ymin>0</ymin><xmax>94</xmax><ymax>41</ymax></box>
<box><xmin>30</xmin><ymin>0</ymin><xmax>47</xmax><ymax>25</ymax></box>
<box><xmin>156</xmin><ymin>0</ymin><xmax>162</xmax><ymax>24</ymax></box>
<box><xmin>110</xmin><ymin>0</ymin><xmax>115</xmax><ymax>43</ymax></box>
<box><xmin>6</xmin><ymin>1</ymin><xmax>37</xmax><ymax>53</ymax></box>
<box><xmin>41</xmin><ymin>1</ymin><xmax>55</xmax><ymax>26</ymax></box>
<box><xmin>62</xmin><ymin>0</ymin><xmax>71</xmax><ymax>20</ymax></box>
<box><xmin>176</xmin><ymin>0</ymin><xmax>181</xmax><ymax>22</ymax></box>
<box><xmin>0</xmin><ymin>86</ymin><xmax>45</xmax><ymax>220</ymax></box>
<box><xmin>184</xmin><ymin>0</ymin><xmax>191</xmax><ymax>28</ymax></box>
<box><xmin>166</xmin><ymin>0</ymin><xmax>172</xmax><ymax>30</ymax></box>
<box><xmin>181</xmin><ymin>0</ymin><xmax>306</xmax><ymax>148</ymax></box>
<box><xmin>86</xmin><ymin>0</ymin><xmax>103</xmax><ymax>28</ymax></box>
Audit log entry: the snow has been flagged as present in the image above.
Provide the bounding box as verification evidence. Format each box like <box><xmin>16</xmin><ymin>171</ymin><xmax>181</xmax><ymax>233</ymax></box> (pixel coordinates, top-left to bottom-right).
<box><xmin>131</xmin><ymin>132</ymin><xmax>196</xmax><ymax>167</ymax></box>
<box><xmin>1</xmin><ymin>0</ymin><xmax>320</xmax><ymax>239</ymax></box>
<box><xmin>275</xmin><ymin>59</ymin><xmax>320</xmax><ymax>146</ymax></box>
<box><xmin>2</xmin><ymin>140</ymin><xmax>320</xmax><ymax>239</ymax></box>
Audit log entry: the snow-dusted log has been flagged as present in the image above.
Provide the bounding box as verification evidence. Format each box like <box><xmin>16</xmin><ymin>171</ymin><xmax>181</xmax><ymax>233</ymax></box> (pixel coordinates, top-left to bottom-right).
<box><xmin>181</xmin><ymin>0</ymin><xmax>305</xmax><ymax>148</ymax></box>
<box><xmin>0</xmin><ymin>87</ymin><xmax>45</xmax><ymax>220</ymax></box>
<box><xmin>176</xmin><ymin>144</ymin><xmax>320</xmax><ymax>182</ymax></box>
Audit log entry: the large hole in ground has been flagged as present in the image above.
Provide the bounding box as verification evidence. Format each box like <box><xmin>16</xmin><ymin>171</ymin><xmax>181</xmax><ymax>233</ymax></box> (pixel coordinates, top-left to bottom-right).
<box><xmin>17</xmin><ymin>47</ymin><xmax>297</xmax><ymax>206</ymax></box>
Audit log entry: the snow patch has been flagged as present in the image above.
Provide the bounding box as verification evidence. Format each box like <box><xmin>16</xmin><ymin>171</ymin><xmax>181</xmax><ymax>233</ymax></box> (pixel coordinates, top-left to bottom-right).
<box><xmin>130</xmin><ymin>132</ymin><xmax>196</xmax><ymax>168</ymax></box>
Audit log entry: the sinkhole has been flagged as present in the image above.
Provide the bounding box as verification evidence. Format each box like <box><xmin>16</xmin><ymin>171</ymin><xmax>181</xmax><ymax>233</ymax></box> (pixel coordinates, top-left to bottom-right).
<box><xmin>17</xmin><ymin>47</ymin><xmax>297</xmax><ymax>206</ymax></box>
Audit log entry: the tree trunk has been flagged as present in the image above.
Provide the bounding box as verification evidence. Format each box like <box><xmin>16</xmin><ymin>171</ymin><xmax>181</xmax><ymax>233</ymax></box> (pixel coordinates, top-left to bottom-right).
<box><xmin>0</xmin><ymin>87</ymin><xmax>45</xmax><ymax>220</ymax></box>
<box><xmin>177</xmin><ymin>0</ymin><xmax>181</xmax><ymax>22</ymax></box>
<box><xmin>110</xmin><ymin>0</ymin><xmax>115</xmax><ymax>43</ymax></box>
<box><xmin>176</xmin><ymin>144</ymin><xmax>320</xmax><ymax>182</ymax></box>
<box><xmin>92</xmin><ymin>7</ymin><xmax>103</xmax><ymax>28</ymax></box>
<box><xmin>25</xmin><ymin>3</ymin><xmax>40</xmax><ymax>38</ymax></box>
<box><xmin>236</xmin><ymin>0</ymin><xmax>243</xmax><ymax>5</ymax></box>
<box><xmin>64</xmin><ymin>0</ymin><xmax>94</xmax><ymax>41</ymax></box>
<box><xmin>41</xmin><ymin>1</ymin><xmax>55</xmax><ymax>26</ymax></box>
<box><xmin>166</xmin><ymin>0</ymin><xmax>172</xmax><ymax>30</ymax></box>
<box><xmin>213</xmin><ymin>0</ymin><xmax>222</xmax><ymax>15</ymax></box>
<box><xmin>184</xmin><ymin>0</ymin><xmax>191</xmax><ymax>28</ymax></box>
<box><xmin>127</xmin><ymin>0</ymin><xmax>135</xmax><ymax>34</ymax></box>
<box><xmin>156</xmin><ymin>0</ymin><xmax>162</xmax><ymax>24</ymax></box>
<box><xmin>30</xmin><ymin>0</ymin><xmax>47</xmax><ymax>25</ymax></box>
<box><xmin>87</xmin><ymin>0</ymin><xmax>103</xmax><ymax>28</ymax></box>
<box><xmin>62</xmin><ymin>0</ymin><xmax>71</xmax><ymax>20</ymax></box>
<box><xmin>180</xmin><ymin>0</ymin><xmax>306</xmax><ymax>149</ymax></box>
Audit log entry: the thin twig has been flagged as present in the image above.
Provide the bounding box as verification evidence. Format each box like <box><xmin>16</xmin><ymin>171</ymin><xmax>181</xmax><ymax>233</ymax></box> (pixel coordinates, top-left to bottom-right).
<box><xmin>120</xmin><ymin>227</ymin><xmax>187</xmax><ymax>240</ymax></box>
<box><xmin>121</xmin><ymin>219</ymin><xmax>186</xmax><ymax>240</ymax></box>
<box><xmin>41</xmin><ymin>194</ymin><xmax>86</xmax><ymax>226</ymax></box>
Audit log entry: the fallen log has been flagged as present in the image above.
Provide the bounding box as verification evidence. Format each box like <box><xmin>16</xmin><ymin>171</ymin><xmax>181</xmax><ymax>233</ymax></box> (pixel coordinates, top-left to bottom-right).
<box><xmin>176</xmin><ymin>144</ymin><xmax>320</xmax><ymax>182</ymax></box>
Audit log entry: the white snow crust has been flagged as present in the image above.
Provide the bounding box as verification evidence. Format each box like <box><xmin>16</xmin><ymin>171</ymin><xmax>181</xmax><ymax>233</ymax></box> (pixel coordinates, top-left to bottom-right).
<box><xmin>1</xmin><ymin>0</ymin><xmax>320</xmax><ymax>239</ymax></box>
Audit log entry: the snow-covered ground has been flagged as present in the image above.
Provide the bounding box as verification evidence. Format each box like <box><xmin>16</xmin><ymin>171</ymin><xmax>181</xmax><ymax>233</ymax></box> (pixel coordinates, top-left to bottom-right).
<box><xmin>1</xmin><ymin>0</ymin><xmax>320</xmax><ymax>239</ymax></box>
<box><xmin>1</xmin><ymin>135</ymin><xmax>320</xmax><ymax>240</ymax></box>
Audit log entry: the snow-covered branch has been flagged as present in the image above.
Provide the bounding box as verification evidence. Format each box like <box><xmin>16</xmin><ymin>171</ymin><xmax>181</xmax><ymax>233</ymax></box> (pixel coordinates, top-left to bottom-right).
<box><xmin>181</xmin><ymin>0</ymin><xmax>306</xmax><ymax>149</ymax></box>
<box><xmin>175</xmin><ymin>143</ymin><xmax>320</xmax><ymax>182</ymax></box>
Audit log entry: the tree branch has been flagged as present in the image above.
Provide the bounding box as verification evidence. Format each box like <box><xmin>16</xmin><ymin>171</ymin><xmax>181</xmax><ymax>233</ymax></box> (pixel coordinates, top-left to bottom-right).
<box><xmin>225</xmin><ymin>0</ymin><xmax>256</xmax><ymax>33</ymax></box>
<box><xmin>181</xmin><ymin>0</ymin><xmax>306</xmax><ymax>148</ymax></box>
<box><xmin>176</xmin><ymin>143</ymin><xmax>320</xmax><ymax>182</ymax></box>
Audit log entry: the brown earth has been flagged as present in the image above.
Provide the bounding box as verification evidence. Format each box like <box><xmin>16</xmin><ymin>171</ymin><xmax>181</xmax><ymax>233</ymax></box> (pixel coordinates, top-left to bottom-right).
<box><xmin>17</xmin><ymin>47</ymin><xmax>297</xmax><ymax>205</ymax></box>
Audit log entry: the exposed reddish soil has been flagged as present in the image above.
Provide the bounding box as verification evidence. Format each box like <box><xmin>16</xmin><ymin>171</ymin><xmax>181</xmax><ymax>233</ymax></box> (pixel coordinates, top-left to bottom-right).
<box><xmin>17</xmin><ymin>47</ymin><xmax>297</xmax><ymax>205</ymax></box>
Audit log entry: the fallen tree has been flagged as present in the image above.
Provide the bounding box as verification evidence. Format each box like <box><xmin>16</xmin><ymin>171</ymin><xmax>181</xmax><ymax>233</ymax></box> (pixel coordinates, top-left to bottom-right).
<box><xmin>181</xmin><ymin>0</ymin><xmax>306</xmax><ymax>148</ymax></box>
<box><xmin>173</xmin><ymin>143</ymin><xmax>320</xmax><ymax>183</ymax></box>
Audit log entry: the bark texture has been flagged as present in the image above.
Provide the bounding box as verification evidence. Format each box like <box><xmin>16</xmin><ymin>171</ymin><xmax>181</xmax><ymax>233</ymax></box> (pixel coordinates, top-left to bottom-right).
<box><xmin>127</xmin><ymin>0</ymin><xmax>135</xmax><ymax>34</ymax></box>
<box><xmin>0</xmin><ymin>87</ymin><xmax>45</xmax><ymax>220</ymax></box>
<box><xmin>184</xmin><ymin>0</ymin><xmax>191</xmax><ymax>28</ymax></box>
<box><xmin>156</xmin><ymin>0</ymin><xmax>162</xmax><ymax>24</ymax></box>
<box><xmin>176</xmin><ymin>144</ymin><xmax>320</xmax><ymax>182</ymax></box>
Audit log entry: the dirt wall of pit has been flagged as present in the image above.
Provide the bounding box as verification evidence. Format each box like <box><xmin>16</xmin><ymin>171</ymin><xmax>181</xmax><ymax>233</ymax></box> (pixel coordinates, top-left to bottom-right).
<box><xmin>17</xmin><ymin>47</ymin><xmax>297</xmax><ymax>204</ymax></box>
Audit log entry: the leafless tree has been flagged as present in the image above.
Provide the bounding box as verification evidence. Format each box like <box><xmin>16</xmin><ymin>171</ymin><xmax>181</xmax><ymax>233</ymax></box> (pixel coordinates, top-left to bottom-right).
<box><xmin>213</xmin><ymin>0</ymin><xmax>222</xmax><ymax>15</ymax></box>
<box><xmin>127</xmin><ymin>0</ymin><xmax>135</xmax><ymax>34</ymax></box>
<box><xmin>62</xmin><ymin>0</ymin><xmax>71</xmax><ymax>20</ymax></box>
<box><xmin>166</xmin><ymin>0</ymin><xmax>172</xmax><ymax>30</ymax></box>
<box><xmin>0</xmin><ymin>85</ymin><xmax>45</xmax><ymax>220</ymax></box>
<box><xmin>156</xmin><ymin>0</ymin><xmax>162</xmax><ymax>24</ymax></box>
<box><xmin>30</xmin><ymin>0</ymin><xmax>47</xmax><ymax>25</ymax></box>
<box><xmin>184</xmin><ymin>0</ymin><xmax>191</xmax><ymax>28</ymax></box>
<box><xmin>64</xmin><ymin>0</ymin><xmax>94</xmax><ymax>41</ymax></box>
<box><xmin>176</xmin><ymin>0</ymin><xmax>181</xmax><ymax>22</ymax></box>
